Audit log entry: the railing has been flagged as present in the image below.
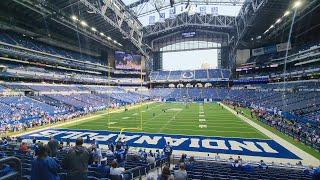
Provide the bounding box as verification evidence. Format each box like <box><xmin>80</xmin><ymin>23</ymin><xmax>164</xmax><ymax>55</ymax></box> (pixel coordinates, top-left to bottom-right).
<box><xmin>0</xmin><ymin>157</ymin><xmax>22</xmax><ymax>180</ymax></box>
<box><xmin>122</xmin><ymin>158</ymin><xmax>167</xmax><ymax>180</ymax></box>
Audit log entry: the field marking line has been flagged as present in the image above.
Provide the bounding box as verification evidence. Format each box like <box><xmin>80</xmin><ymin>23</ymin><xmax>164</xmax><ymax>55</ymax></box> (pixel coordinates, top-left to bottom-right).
<box><xmin>157</xmin><ymin>108</ymin><xmax>184</xmax><ymax>133</ymax></box>
<box><xmin>220</xmin><ymin>103</ymin><xmax>320</xmax><ymax>166</ymax></box>
<box><xmin>144</xmin><ymin>127</ymin><xmax>260</xmax><ymax>133</ymax></box>
<box><xmin>12</xmin><ymin>102</ymin><xmax>155</xmax><ymax>137</ymax></box>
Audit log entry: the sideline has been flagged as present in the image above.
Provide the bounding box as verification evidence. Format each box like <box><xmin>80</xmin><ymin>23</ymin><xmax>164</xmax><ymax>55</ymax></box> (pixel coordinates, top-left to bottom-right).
<box><xmin>11</xmin><ymin>101</ymin><xmax>155</xmax><ymax>137</ymax></box>
<box><xmin>219</xmin><ymin>102</ymin><xmax>320</xmax><ymax>166</ymax></box>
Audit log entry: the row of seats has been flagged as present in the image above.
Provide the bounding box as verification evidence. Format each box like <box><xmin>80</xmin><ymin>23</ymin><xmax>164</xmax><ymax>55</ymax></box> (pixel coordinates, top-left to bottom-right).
<box><xmin>149</xmin><ymin>69</ymin><xmax>231</xmax><ymax>81</ymax></box>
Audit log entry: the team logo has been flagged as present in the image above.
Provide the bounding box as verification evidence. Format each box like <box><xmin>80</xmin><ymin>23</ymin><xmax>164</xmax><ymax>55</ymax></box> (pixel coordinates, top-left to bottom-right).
<box><xmin>182</xmin><ymin>71</ymin><xmax>194</xmax><ymax>79</ymax></box>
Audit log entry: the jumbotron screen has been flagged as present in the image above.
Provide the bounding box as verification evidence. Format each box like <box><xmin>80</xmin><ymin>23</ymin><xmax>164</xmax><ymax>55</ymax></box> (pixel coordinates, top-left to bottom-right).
<box><xmin>115</xmin><ymin>51</ymin><xmax>141</xmax><ymax>70</ymax></box>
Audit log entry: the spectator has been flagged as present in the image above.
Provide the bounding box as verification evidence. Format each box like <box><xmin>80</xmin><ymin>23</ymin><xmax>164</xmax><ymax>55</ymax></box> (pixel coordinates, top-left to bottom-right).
<box><xmin>259</xmin><ymin>160</ymin><xmax>268</xmax><ymax>170</ymax></box>
<box><xmin>31</xmin><ymin>145</ymin><xmax>60</xmax><ymax>180</ymax></box>
<box><xmin>231</xmin><ymin>160</ymin><xmax>241</xmax><ymax>169</ymax></box>
<box><xmin>66</xmin><ymin>138</ymin><xmax>71</xmax><ymax>147</ymax></box>
<box><xmin>32</xmin><ymin>137</ymin><xmax>37</xmax><ymax>144</ymax></box>
<box><xmin>179</xmin><ymin>154</ymin><xmax>187</xmax><ymax>163</ymax></box>
<box><xmin>214</xmin><ymin>153</ymin><xmax>221</xmax><ymax>161</ymax></box>
<box><xmin>96</xmin><ymin>161</ymin><xmax>110</xmax><ymax>178</ymax></box>
<box><xmin>296</xmin><ymin>161</ymin><xmax>303</xmax><ymax>166</ymax></box>
<box><xmin>185</xmin><ymin>156</ymin><xmax>195</xmax><ymax>171</ymax></box>
<box><xmin>47</xmin><ymin>136</ymin><xmax>59</xmax><ymax>157</ymax></box>
<box><xmin>147</xmin><ymin>153</ymin><xmax>156</xmax><ymax>164</ymax></box>
<box><xmin>59</xmin><ymin>140</ymin><xmax>63</xmax><ymax>150</ymax></box>
<box><xmin>114</xmin><ymin>147</ymin><xmax>127</xmax><ymax>167</ymax></box>
<box><xmin>62</xmin><ymin>137</ymin><xmax>90</xmax><ymax>180</ymax></box>
<box><xmin>19</xmin><ymin>142</ymin><xmax>30</xmax><ymax>153</ymax></box>
<box><xmin>110</xmin><ymin>160</ymin><xmax>125</xmax><ymax>176</ymax></box>
<box><xmin>93</xmin><ymin>144</ymin><xmax>102</xmax><ymax>165</ymax></box>
<box><xmin>163</xmin><ymin>142</ymin><xmax>173</xmax><ymax>166</ymax></box>
<box><xmin>158</xmin><ymin>166</ymin><xmax>174</xmax><ymax>180</ymax></box>
<box><xmin>174</xmin><ymin>163</ymin><xmax>188</xmax><ymax>180</ymax></box>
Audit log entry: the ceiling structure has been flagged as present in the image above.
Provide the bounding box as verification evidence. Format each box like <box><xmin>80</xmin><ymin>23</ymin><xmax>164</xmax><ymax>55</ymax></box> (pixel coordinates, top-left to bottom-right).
<box><xmin>124</xmin><ymin>0</ymin><xmax>245</xmax><ymax>17</ymax></box>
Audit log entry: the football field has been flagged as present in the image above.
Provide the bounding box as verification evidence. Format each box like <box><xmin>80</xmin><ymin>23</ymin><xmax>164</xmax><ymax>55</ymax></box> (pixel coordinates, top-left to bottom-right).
<box><xmin>21</xmin><ymin>102</ymin><xmax>320</xmax><ymax>165</ymax></box>
<box><xmin>62</xmin><ymin>102</ymin><xmax>267</xmax><ymax>139</ymax></box>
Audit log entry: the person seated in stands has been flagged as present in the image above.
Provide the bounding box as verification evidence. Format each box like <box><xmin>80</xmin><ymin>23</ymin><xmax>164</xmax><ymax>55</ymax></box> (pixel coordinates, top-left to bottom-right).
<box><xmin>31</xmin><ymin>145</ymin><xmax>60</xmax><ymax>180</ymax></box>
<box><xmin>62</xmin><ymin>137</ymin><xmax>90</xmax><ymax>180</ymax></box>
<box><xmin>231</xmin><ymin>159</ymin><xmax>242</xmax><ymax>169</ymax></box>
<box><xmin>185</xmin><ymin>156</ymin><xmax>195</xmax><ymax>171</ymax></box>
<box><xmin>158</xmin><ymin>166</ymin><xmax>174</xmax><ymax>180</ymax></box>
<box><xmin>296</xmin><ymin>161</ymin><xmax>303</xmax><ymax>166</ymax></box>
<box><xmin>96</xmin><ymin>160</ymin><xmax>110</xmax><ymax>178</ymax></box>
<box><xmin>214</xmin><ymin>153</ymin><xmax>221</xmax><ymax>161</ymax></box>
<box><xmin>259</xmin><ymin>160</ymin><xmax>268</xmax><ymax>170</ymax></box>
<box><xmin>228</xmin><ymin>156</ymin><xmax>234</xmax><ymax>162</ymax></box>
<box><xmin>174</xmin><ymin>163</ymin><xmax>188</xmax><ymax>180</ymax></box>
<box><xmin>147</xmin><ymin>153</ymin><xmax>156</xmax><ymax>164</ymax></box>
<box><xmin>19</xmin><ymin>142</ymin><xmax>30</xmax><ymax>153</ymax></box>
<box><xmin>237</xmin><ymin>156</ymin><xmax>243</xmax><ymax>164</ymax></box>
<box><xmin>110</xmin><ymin>160</ymin><xmax>125</xmax><ymax>176</ymax></box>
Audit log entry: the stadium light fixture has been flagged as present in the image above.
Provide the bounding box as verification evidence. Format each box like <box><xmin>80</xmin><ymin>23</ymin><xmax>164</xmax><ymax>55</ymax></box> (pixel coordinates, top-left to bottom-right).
<box><xmin>100</xmin><ymin>32</ymin><xmax>105</xmax><ymax>36</ymax></box>
<box><xmin>71</xmin><ymin>15</ymin><xmax>78</xmax><ymax>21</ymax></box>
<box><xmin>293</xmin><ymin>1</ymin><xmax>302</xmax><ymax>8</ymax></box>
<box><xmin>284</xmin><ymin>11</ymin><xmax>291</xmax><ymax>17</ymax></box>
<box><xmin>91</xmin><ymin>27</ymin><xmax>97</xmax><ymax>32</ymax></box>
<box><xmin>80</xmin><ymin>21</ymin><xmax>88</xmax><ymax>27</ymax></box>
<box><xmin>113</xmin><ymin>40</ymin><xmax>117</xmax><ymax>43</ymax></box>
<box><xmin>276</xmin><ymin>18</ymin><xmax>282</xmax><ymax>24</ymax></box>
<box><xmin>107</xmin><ymin>36</ymin><xmax>112</xmax><ymax>40</ymax></box>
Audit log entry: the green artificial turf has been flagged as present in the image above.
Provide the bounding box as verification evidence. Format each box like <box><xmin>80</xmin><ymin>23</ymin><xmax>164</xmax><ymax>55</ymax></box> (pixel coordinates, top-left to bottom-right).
<box><xmin>62</xmin><ymin>102</ymin><xmax>267</xmax><ymax>139</ymax></box>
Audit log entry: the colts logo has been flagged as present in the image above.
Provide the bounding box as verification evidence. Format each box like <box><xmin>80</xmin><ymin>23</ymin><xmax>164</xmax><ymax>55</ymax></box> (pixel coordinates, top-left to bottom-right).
<box><xmin>182</xmin><ymin>71</ymin><xmax>194</xmax><ymax>79</ymax></box>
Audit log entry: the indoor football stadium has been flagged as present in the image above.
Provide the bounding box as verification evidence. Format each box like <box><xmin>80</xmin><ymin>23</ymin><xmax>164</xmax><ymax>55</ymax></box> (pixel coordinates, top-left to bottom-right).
<box><xmin>0</xmin><ymin>0</ymin><xmax>319</xmax><ymax>179</ymax></box>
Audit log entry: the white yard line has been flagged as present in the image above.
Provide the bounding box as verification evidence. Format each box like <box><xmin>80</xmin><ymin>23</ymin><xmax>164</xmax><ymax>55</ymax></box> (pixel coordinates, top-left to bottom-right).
<box><xmin>13</xmin><ymin>102</ymin><xmax>155</xmax><ymax>137</ymax></box>
<box><xmin>220</xmin><ymin>102</ymin><xmax>320</xmax><ymax>166</ymax></box>
<box><xmin>157</xmin><ymin>109</ymin><xmax>184</xmax><ymax>133</ymax></box>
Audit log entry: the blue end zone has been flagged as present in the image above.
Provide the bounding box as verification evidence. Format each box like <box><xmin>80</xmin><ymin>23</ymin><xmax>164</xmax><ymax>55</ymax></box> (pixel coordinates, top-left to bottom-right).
<box><xmin>21</xmin><ymin>128</ymin><xmax>301</xmax><ymax>159</ymax></box>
